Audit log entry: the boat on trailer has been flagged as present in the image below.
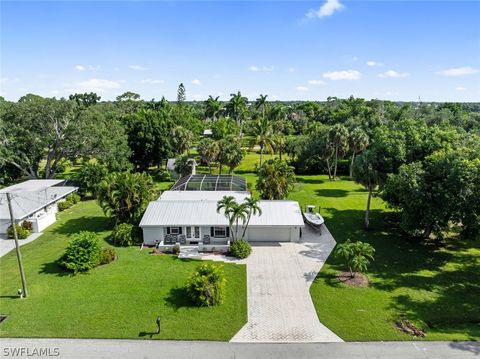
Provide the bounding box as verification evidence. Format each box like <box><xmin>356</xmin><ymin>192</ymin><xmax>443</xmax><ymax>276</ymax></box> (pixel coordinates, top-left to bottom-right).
<box><xmin>303</xmin><ymin>205</ymin><xmax>325</xmax><ymax>230</ymax></box>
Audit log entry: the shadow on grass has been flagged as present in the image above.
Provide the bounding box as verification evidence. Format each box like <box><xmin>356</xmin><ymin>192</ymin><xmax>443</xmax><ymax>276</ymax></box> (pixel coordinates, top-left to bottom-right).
<box><xmin>38</xmin><ymin>260</ymin><xmax>69</xmax><ymax>277</ymax></box>
<box><xmin>52</xmin><ymin>216</ymin><xmax>113</xmax><ymax>235</ymax></box>
<box><xmin>164</xmin><ymin>287</ymin><xmax>195</xmax><ymax>310</ymax></box>
<box><xmin>138</xmin><ymin>331</ymin><xmax>159</xmax><ymax>338</ymax></box>
<box><xmin>297</xmin><ymin>177</ymin><xmax>325</xmax><ymax>185</ymax></box>
<box><xmin>315</xmin><ymin>189</ymin><xmax>349</xmax><ymax>198</ymax></box>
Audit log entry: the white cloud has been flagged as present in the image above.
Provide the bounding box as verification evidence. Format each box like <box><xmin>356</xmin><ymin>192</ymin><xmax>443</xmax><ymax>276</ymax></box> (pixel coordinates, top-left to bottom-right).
<box><xmin>1</xmin><ymin>77</ymin><xmax>20</xmax><ymax>84</ymax></box>
<box><xmin>76</xmin><ymin>78</ymin><xmax>121</xmax><ymax>92</ymax></box>
<box><xmin>75</xmin><ymin>65</ymin><xmax>86</xmax><ymax>71</ymax></box>
<box><xmin>308</xmin><ymin>79</ymin><xmax>326</xmax><ymax>85</ymax></box>
<box><xmin>191</xmin><ymin>79</ymin><xmax>201</xmax><ymax>85</ymax></box>
<box><xmin>288</xmin><ymin>67</ymin><xmax>296</xmax><ymax>73</ymax></box>
<box><xmin>296</xmin><ymin>86</ymin><xmax>309</xmax><ymax>92</ymax></box>
<box><xmin>436</xmin><ymin>66</ymin><xmax>479</xmax><ymax>77</ymax></box>
<box><xmin>140</xmin><ymin>79</ymin><xmax>165</xmax><ymax>84</ymax></box>
<box><xmin>456</xmin><ymin>86</ymin><xmax>467</xmax><ymax>91</ymax></box>
<box><xmin>249</xmin><ymin>65</ymin><xmax>274</xmax><ymax>72</ymax></box>
<box><xmin>128</xmin><ymin>65</ymin><xmax>148</xmax><ymax>71</ymax></box>
<box><xmin>75</xmin><ymin>65</ymin><xmax>100</xmax><ymax>72</ymax></box>
<box><xmin>378</xmin><ymin>70</ymin><xmax>410</xmax><ymax>78</ymax></box>
<box><xmin>306</xmin><ymin>0</ymin><xmax>344</xmax><ymax>19</ymax></box>
<box><xmin>366</xmin><ymin>61</ymin><xmax>382</xmax><ymax>67</ymax></box>
<box><xmin>323</xmin><ymin>69</ymin><xmax>361</xmax><ymax>81</ymax></box>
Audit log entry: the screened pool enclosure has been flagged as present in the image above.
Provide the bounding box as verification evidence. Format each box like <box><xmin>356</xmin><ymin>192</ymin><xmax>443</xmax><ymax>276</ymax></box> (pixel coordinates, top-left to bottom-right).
<box><xmin>171</xmin><ymin>174</ymin><xmax>248</xmax><ymax>191</ymax></box>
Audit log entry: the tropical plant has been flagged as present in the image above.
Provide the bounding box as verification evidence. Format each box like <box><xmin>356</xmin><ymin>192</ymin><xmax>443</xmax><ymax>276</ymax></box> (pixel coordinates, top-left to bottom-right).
<box><xmin>60</xmin><ymin>231</ymin><xmax>102</xmax><ymax>274</ymax></box>
<box><xmin>7</xmin><ymin>224</ymin><xmax>30</xmax><ymax>239</ymax></box>
<box><xmin>250</xmin><ymin>116</ymin><xmax>274</xmax><ymax>167</ymax></box>
<box><xmin>58</xmin><ymin>200</ymin><xmax>73</xmax><ymax>212</ymax></box>
<box><xmin>217</xmin><ymin>136</ymin><xmax>244</xmax><ymax>174</ymax></box>
<box><xmin>97</xmin><ymin>172</ymin><xmax>156</xmax><ymax>224</ymax></box>
<box><xmin>186</xmin><ymin>263</ymin><xmax>226</xmax><ymax>306</ymax></box>
<box><xmin>256</xmin><ymin>158</ymin><xmax>296</xmax><ymax>200</ymax></box>
<box><xmin>204</xmin><ymin>95</ymin><xmax>223</xmax><ymax>121</ymax></box>
<box><xmin>172</xmin><ymin>125</ymin><xmax>195</xmax><ymax>155</ymax></box>
<box><xmin>352</xmin><ymin>150</ymin><xmax>382</xmax><ymax>229</ymax></box>
<box><xmin>349</xmin><ymin>127</ymin><xmax>369</xmax><ymax>178</ymax></box>
<box><xmin>255</xmin><ymin>94</ymin><xmax>268</xmax><ymax>121</ymax></box>
<box><xmin>99</xmin><ymin>247</ymin><xmax>117</xmax><ymax>265</ymax></box>
<box><xmin>241</xmin><ymin>197</ymin><xmax>262</xmax><ymax>238</ymax></box>
<box><xmin>66</xmin><ymin>193</ymin><xmax>81</xmax><ymax>204</ymax></box>
<box><xmin>229</xmin><ymin>239</ymin><xmax>252</xmax><ymax>259</ymax></box>
<box><xmin>216</xmin><ymin>196</ymin><xmax>249</xmax><ymax>241</ymax></box>
<box><xmin>335</xmin><ymin>240</ymin><xmax>375</xmax><ymax>278</ymax></box>
<box><xmin>225</xmin><ymin>91</ymin><xmax>248</xmax><ymax>135</ymax></box>
<box><xmin>197</xmin><ymin>138</ymin><xmax>220</xmax><ymax>173</ymax></box>
<box><xmin>328</xmin><ymin>124</ymin><xmax>349</xmax><ymax>180</ymax></box>
<box><xmin>174</xmin><ymin>154</ymin><xmax>195</xmax><ymax>177</ymax></box>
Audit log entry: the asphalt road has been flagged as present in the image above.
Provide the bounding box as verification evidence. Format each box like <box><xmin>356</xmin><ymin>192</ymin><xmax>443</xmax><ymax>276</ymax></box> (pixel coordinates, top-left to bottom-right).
<box><xmin>1</xmin><ymin>339</ymin><xmax>479</xmax><ymax>359</ymax></box>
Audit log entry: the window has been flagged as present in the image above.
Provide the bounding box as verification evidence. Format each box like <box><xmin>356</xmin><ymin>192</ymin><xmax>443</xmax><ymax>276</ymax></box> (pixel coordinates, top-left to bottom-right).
<box><xmin>213</xmin><ymin>227</ymin><xmax>227</xmax><ymax>238</ymax></box>
<box><xmin>186</xmin><ymin>227</ymin><xmax>192</xmax><ymax>238</ymax></box>
<box><xmin>194</xmin><ymin>227</ymin><xmax>200</xmax><ymax>238</ymax></box>
<box><xmin>170</xmin><ymin>227</ymin><xmax>180</xmax><ymax>235</ymax></box>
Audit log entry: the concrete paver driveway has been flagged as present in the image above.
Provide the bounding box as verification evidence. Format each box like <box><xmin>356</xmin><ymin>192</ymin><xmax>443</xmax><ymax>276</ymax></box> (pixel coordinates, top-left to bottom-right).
<box><xmin>231</xmin><ymin>224</ymin><xmax>343</xmax><ymax>343</ymax></box>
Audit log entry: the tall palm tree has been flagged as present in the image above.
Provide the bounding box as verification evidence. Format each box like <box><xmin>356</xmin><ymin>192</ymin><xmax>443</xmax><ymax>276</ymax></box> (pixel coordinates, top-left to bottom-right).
<box><xmin>328</xmin><ymin>124</ymin><xmax>349</xmax><ymax>180</ymax></box>
<box><xmin>250</xmin><ymin>116</ymin><xmax>274</xmax><ymax>167</ymax></box>
<box><xmin>217</xmin><ymin>196</ymin><xmax>236</xmax><ymax>239</ymax></box>
<box><xmin>255</xmin><ymin>94</ymin><xmax>268</xmax><ymax>121</ymax></box>
<box><xmin>204</xmin><ymin>95</ymin><xmax>223</xmax><ymax>121</ymax></box>
<box><xmin>197</xmin><ymin>138</ymin><xmax>219</xmax><ymax>174</ymax></box>
<box><xmin>230</xmin><ymin>202</ymin><xmax>249</xmax><ymax>240</ymax></box>
<box><xmin>216</xmin><ymin>196</ymin><xmax>248</xmax><ymax>241</ymax></box>
<box><xmin>226</xmin><ymin>91</ymin><xmax>248</xmax><ymax>136</ymax></box>
<box><xmin>349</xmin><ymin>127</ymin><xmax>369</xmax><ymax>178</ymax></box>
<box><xmin>352</xmin><ymin>150</ymin><xmax>381</xmax><ymax>229</ymax></box>
<box><xmin>241</xmin><ymin>197</ymin><xmax>262</xmax><ymax>238</ymax></box>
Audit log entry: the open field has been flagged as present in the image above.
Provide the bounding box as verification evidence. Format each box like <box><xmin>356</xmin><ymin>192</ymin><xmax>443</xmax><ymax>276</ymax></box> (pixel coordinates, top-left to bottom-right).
<box><xmin>0</xmin><ymin>201</ymin><xmax>247</xmax><ymax>341</ymax></box>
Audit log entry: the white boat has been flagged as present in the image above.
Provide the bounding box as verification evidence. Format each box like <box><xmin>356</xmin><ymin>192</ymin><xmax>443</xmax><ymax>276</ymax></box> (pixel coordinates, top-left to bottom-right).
<box><xmin>303</xmin><ymin>205</ymin><xmax>325</xmax><ymax>228</ymax></box>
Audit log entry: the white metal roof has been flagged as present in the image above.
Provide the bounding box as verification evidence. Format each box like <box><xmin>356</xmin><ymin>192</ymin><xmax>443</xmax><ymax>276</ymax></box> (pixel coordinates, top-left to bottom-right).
<box><xmin>0</xmin><ymin>186</ymin><xmax>77</xmax><ymax>220</ymax></box>
<box><xmin>0</xmin><ymin>180</ymin><xmax>65</xmax><ymax>194</ymax></box>
<box><xmin>140</xmin><ymin>200</ymin><xmax>305</xmax><ymax>227</ymax></box>
<box><xmin>159</xmin><ymin>190</ymin><xmax>251</xmax><ymax>202</ymax></box>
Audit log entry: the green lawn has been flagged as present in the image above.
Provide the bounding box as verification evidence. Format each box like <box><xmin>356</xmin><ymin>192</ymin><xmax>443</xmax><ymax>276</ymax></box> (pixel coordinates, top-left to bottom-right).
<box><xmin>0</xmin><ymin>201</ymin><xmax>247</xmax><ymax>340</ymax></box>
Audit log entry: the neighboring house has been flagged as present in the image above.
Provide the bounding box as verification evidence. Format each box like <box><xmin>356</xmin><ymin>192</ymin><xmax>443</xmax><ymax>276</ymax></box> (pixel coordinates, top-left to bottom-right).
<box><xmin>166</xmin><ymin>158</ymin><xmax>178</xmax><ymax>179</ymax></box>
<box><xmin>140</xmin><ymin>174</ymin><xmax>304</xmax><ymax>248</ymax></box>
<box><xmin>0</xmin><ymin>180</ymin><xmax>78</xmax><ymax>234</ymax></box>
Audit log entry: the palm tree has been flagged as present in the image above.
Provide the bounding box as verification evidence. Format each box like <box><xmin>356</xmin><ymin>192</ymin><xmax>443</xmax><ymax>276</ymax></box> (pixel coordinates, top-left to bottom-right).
<box><xmin>328</xmin><ymin>124</ymin><xmax>349</xmax><ymax>180</ymax></box>
<box><xmin>197</xmin><ymin>138</ymin><xmax>219</xmax><ymax>173</ymax></box>
<box><xmin>352</xmin><ymin>150</ymin><xmax>381</xmax><ymax>229</ymax></box>
<box><xmin>226</xmin><ymin>91</ymin><xmax>248</xmax><ymax>136</ymax></box>
<box><xmin>255</xmin><ymin>94</ymin><xmax>268</xmax><ymax>121</ymax></box>
<box><xmin>204</xmin><ymin>95</ymin><xmax>223</xmax><ymax>121</ymax></box>
<box><xmin>172</xmin><ymin>126</ymin><xmax>194</xmax><ymax>155</ymax></box>
<box><xmin>230</xmin><ymin>202</ymin><xmax>249</xmax><ymax>240</ymax></box>
<box><xmin>216</xmin><ymin>196</ymin><xmax>248</xmax><ymax>241</ymax></box>
<box><xmin>250</xmin><ymin>117</ymin><xmax>274</xmax><ymax>167</ymax></box>
<box><xmin>241</xmin><ymin>197</ymin><xmax>262</xmax><ymax>238</ymax></box>
<box><xmin>272</xmin><ymin>134</ymin><xmax>287</xmax><ymax>160</ymax></box>
<box><xmin>349</xmin><ymin>127</ymin><xmax>369</xmax><ymax>178</ymax></box>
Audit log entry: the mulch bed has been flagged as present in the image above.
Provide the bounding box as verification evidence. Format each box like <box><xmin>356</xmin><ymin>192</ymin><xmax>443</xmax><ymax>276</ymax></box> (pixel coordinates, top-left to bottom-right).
<box><xmin>336</xmin><ymin>272</ymin><xmax>369</xmax><ymax>288</ymax></box>
<box><xmin>395</xmin><ymin>319</ymin><xmax>426</xmax><ymax>337</ymax></box>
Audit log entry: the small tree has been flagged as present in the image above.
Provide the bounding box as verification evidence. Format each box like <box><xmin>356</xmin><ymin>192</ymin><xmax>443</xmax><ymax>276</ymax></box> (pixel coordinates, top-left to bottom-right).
<box><xmin>186</xmin><ymin>263</ymin><xmax>226</xmax><ymax>306</ymax></box>
<box><xmin>60</xmin><ymin>231</ymin><xmax>102</xmax><ymax>274</ymax></box>
<box><xmin>256</xmin><ymin>158</ymin><xmax>296</xmax><ymax>200</ymax></box>
<box><xmin>111</xmin><ymin>223</ymin><xmax>135</xmax><ymax>246</ymax></box>
<box><xmin>197</xmin><ymin>138</ymin><xmax>219</xmax><ymax>174</ymax></box>
<box><xmin>335</xmin><ymin>240</ymin><xmax>375</xmax><ymax>278</ymax></box>
<box><xmin>77</xmin><ymin>161</ymin><xmax>109</xmax><ymax>198</ymax></box>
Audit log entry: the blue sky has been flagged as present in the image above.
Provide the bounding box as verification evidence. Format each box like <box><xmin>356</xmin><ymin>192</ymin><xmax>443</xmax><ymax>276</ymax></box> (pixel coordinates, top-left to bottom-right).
<box><xmin>1</xmin><ymin>0</ymin><xmax>479</xmax><ymax>102</ymax></box>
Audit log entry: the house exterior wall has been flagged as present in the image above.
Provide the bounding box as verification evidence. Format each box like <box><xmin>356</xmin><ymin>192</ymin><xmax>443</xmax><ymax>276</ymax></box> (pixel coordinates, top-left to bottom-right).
<box><xmin>143</xmin><ymin>227</ymin><xmax>164</xmax><ymax>245</ymax></box>
<box><xmin>0</xmin><ymin>219</ymin><xmax>10</xmax><ymax>234</ymax></box>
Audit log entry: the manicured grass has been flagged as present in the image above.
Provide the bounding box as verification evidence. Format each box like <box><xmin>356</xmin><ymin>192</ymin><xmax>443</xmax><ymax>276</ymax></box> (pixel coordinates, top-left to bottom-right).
<box><xmin>0</xmin><ymin>201</ymin><xmax>247</xmax><ymax>340</ymax></box>
<box><xmin>292</xmin><ymin>175</ymin><xmax>480</xmax><ymax>341</ymax></box>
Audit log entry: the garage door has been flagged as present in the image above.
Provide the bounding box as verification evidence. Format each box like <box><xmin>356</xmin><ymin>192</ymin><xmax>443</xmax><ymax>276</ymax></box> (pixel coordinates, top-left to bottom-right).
<box><xmin>247</xmin><ymin>227</ymin><xmax>292</xmax><ymax>242</ymax></box>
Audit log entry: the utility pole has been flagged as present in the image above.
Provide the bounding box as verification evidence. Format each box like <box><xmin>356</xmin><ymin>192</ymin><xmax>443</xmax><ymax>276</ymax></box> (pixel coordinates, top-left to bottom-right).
<box><xmin>6</xmin><ymin>193</ymin><xmax>28</xmax><ymax>298</ymax></box>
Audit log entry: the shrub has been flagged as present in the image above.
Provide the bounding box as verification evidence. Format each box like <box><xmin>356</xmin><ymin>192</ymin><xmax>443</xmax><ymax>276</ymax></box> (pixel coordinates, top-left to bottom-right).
<box><xmin>335</xmin><ymin>240</ymin><xmax>375</xmax><ymax>278</ymax></box>
<box><xmin>60</xmin><ymin>231</ymin><xmax>101</xmax><ymax>274</ymax></box>
<box><xmin>58</xmin><ymin>200</ymin><xmax>73</xmax><ymax>211</ymax></box>
<box><xmin>172</xmin><ymin>243</ymin><xmax>180</xmax><ymax>255</ymax></box>
<box><xmin>7</xmin><ymin>224</ymin><xmax>31</xmax><ymax>239</ymax></box>
<box><xmin>66</xmin><ymin>193</ymin><xmax>81</xmax><ymax>204</ymax></box>
<box><xmin>186</xmin><ymin>263</ymin><xmax>226</xmax><ymax>306</ymax></box>
<box><xmin>78</xmin><ymin>161</ymin><xmax>109</xmax><ymax>198</ymax></box>
<box><xmin>21</xmin><ymin>220</ymin><xmax>33</xmax><ymax>232</ymax></box>
<box><xmin>229</xmin><ymin>239</ymin><xmax>252</xmax><ymax>259</ymax></box>
<box><xmin>111</xmin><ymin>223</ymin><xmax>134</xmax><ymax>246</ymax></box>
<box><xmin>99</xmin><ymin>247</ymin><xmax>117</xmax><ymax>265</ymax></box>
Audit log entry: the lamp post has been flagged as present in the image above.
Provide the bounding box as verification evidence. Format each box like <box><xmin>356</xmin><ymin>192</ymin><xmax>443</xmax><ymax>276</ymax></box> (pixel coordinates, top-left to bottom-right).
<box><xmin>6</xmin><ymin>193</ymin><xmax>28</xmax><ymax>298</ymax></box>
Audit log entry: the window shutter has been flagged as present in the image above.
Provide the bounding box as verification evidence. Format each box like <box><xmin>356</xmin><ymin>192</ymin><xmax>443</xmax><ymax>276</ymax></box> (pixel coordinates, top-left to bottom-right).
<box><xmin>179</xmin><ymin>227</ymin><xmax>183</xmax><ymax>234</ymax></box>
<box><xmin>166</xmin><ymin>227</ymin><xmax>170</xmax><ymax>234</ymax></box>
<box><xmin>210</xmin><ymin>227</ymin><xmax>214</xmax><ymax>236</ymax></box>
<box><xmin>226</xmin><ymin>227</ymin><xmax>230</xmax><ymax>238</ymax></box>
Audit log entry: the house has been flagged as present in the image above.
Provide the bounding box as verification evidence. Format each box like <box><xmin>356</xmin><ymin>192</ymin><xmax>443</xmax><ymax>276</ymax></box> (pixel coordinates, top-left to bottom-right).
<box><xmin>0</xmin><ymin>180</ymin><xmax>78</xmax><ymax>234</ymax></box>
<box><xmin>140</xmin><ymin>174</ymin><xmax>305</xmax><ymax>250</ymax></box>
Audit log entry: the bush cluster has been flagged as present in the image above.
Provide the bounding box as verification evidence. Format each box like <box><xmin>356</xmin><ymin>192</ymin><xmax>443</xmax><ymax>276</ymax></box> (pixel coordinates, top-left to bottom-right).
<box><xmin>21</xmin><ymin>220</ymin><xmax>33</xmax><ymax>232</ymax></box>
<box><xmin>58</xmin><ymin>200</ymin><xmax>73</xmax><ymax>211</ymax></box>
<box><xmin>60</xmin><ymin>231</ymin><xmax>102</xmax><ymax>274</ymax></box>
<box><xmin>186</xmin><ymin>263</ymin><xmax>226</xmax><ymax>307</ymax></box>
<box><xmin>7</xmin><ymin>224</ymin><xmax>31</xmax><ymax>239</ymax></box>
<box><xmin>229</xmin><ymin>239</ymin><xmax>252</xmax><ymax>259</ymax></box>
<box><xmin>66</xmin><ymin>193</ymin><xmax>81</xmax><ymax>204</ymax></box>
<box><xmin>99</xmin><ymin>247</ymin><xmax>117</xmax><ymax>265</ymax></box>
<box><xmin>111</xmin><ymin>223</ymin><xmax>135</xmax><ymax>246</ymax></box>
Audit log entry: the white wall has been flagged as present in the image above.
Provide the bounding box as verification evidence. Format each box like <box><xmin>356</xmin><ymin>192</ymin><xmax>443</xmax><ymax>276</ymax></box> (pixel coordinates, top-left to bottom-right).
<box><xmin>33</xmin><ymin>211</ymin><xmax>57</xmax><ymax>232</ymax></box>
<box><xmin>143</xmin><ymin>227</ymin><xmax>164</xmax><ymax>245</ymax></box>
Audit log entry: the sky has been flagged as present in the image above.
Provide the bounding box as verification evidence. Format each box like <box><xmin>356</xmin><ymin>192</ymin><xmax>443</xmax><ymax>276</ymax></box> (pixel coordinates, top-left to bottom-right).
<box><xmin>1</xmin><ymin>0</ymin><xmax>479</xmax><ymax>102</ymax></box>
